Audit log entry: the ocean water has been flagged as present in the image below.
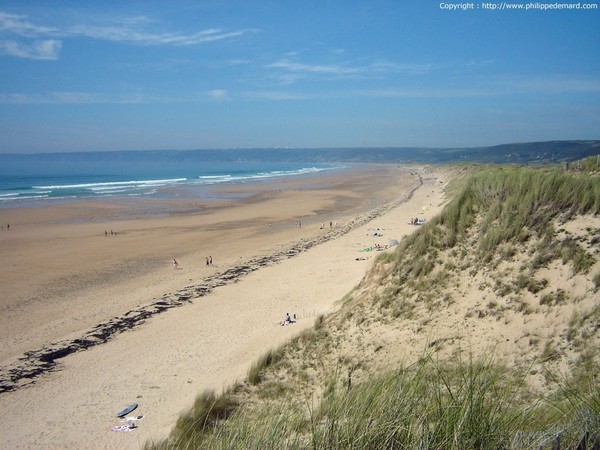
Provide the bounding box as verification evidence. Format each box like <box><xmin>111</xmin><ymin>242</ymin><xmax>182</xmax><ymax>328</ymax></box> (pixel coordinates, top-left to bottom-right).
<box><xmin>0</xmin><ymin>149</ymin><xmax>340</xmax><ymax>207</ymax></box>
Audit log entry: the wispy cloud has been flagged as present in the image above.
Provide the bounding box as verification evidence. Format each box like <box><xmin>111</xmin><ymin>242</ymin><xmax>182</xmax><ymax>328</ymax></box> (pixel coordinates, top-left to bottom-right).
<box><xmin>68</xmin><ymin>24</ymin><xmax>257</xmax><ymax>46</ymax></box>
<box><xmin>0</xmin><ymin>39</ymin><xmax>61</xmax><ymax>60</ymax></box>
<box><xmin>467</xmin><ymin>59</ymin><xmax>496</xmax><ymax>67</ymax></box>
<box><xmin>369</xmin><ymin>60</ymin><xmax>435</xmax><ymax>75</ymax></box>
<box><xmin>354</xmin><ymin>75</ymin><xmax>600</xmax><ymax>98</ymax></box>
<box><xmin>265</xmin><ymin>59</ymin><xmax>363</xmax><ymax>86</ymax></box>
<box><xmin>0</xmin><ymin>91</ymin><xmax>193</xmax><ymax>104</ymax></box>
<box><xmin>246</xmin><ymin>74</ymin><xmax>600</xmax><ymax>102</ymax></box>
<box><xmin>207</xmin><ymin>89</ymin><xmax>230</xmax><ymax>102</ymax></box>
<box><xmin>0</xmin><ymin>10</ymin><xmax>257</xmax><ymax>60</ymax></box>
<box><xmin>490</xmin><ymin>75</ymin><xmax>600</xmax><ymax>94</ymax></box>
<box><xmin>3</xmin><ymin>74</ymin><xmax>596</xmax><ymax>105</ymax></box>
<box><xmin>207</xmin><ymin>58</ymin><xmax>252</xmax><ymax>69</ymax></box>
<box><xmin>1</xmin><ymin>89</ymin><xmax>308</xmax><ymax>105</ymax></box>
<box><xmin>245</xmin><ymin>90</ymin><xmax>314</xmax><ymax>101</ymax></box>
<box><xmin>268</xmin><ymin>59</ymin><xmax>361</xmax><ymax>76</ymax></box>
<box><xmin>0</xmin><ymin>12</ymin><xmax>57</xmax><ymax>38</ymax></box>
<box><xmin>266</xmin><ymin>56</ymin><xmax>435</xmax><ymax>84</ymax></box>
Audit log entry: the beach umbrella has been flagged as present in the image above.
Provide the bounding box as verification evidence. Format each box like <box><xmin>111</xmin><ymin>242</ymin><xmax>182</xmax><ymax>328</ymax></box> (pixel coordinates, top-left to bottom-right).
<box><xmin>388</xmin><ymin>239</ymin><xmax>399</xmax><ymax>247</ymax></box>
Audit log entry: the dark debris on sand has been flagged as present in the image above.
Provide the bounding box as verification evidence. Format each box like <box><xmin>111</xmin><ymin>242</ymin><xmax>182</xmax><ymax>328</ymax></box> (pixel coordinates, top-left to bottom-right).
<box><xmin>0</xmin><ymin>179</ymin><xmax>420</xmax><ymax>394</ymax></box>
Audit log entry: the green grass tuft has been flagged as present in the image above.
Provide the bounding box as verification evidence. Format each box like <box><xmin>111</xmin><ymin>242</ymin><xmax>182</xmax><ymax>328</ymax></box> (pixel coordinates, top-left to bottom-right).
<box><xmin>147</xmin><ymin>352</ymin><xmax>600</xmax><ymax>449</ymax></box>
<box><xmin>248</xmin><ymin>346</ymin><xmax>285</xmax><ymax>385</ymax></box>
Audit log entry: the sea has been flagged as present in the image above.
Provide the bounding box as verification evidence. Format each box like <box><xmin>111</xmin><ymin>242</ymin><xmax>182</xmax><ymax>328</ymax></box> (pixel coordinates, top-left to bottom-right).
<box><xmin>0</xmin><ymin>149</ymin><xmax>342</xmax><ymax>208</ymax></box>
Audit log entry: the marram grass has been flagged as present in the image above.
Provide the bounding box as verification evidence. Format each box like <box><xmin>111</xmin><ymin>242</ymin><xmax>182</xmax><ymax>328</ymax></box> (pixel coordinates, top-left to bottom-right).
<box><xmin>381</xmin><ymin>164</ymin><xmax>599</xmax><ymax>279</ymax></box>
<box><xmin>146</xmin><ymin>352</ymin><xmax>599</xmax><ymax>449</ymax></box>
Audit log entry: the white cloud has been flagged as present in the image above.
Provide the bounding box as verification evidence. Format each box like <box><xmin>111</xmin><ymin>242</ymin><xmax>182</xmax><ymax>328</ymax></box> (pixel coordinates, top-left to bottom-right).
<box><xmin>491</xmin><ymin>75</ymin><xmax>600</xmax><ymax>94</ymax></box>
<box><xmin>0</xmin><ymin>92</ymin><xmax>92</xmax><ymax>104</ymax></box>
<box><xmin>205</xmin><ymin>58</ymin><xmax>252</xmax><ymax>70</ymax></box>
<box><xmin>370</xmin><ymin>60</ymin><xmax>435</xmax><ymax>75</ymax></box>
<box><xmin>207</xmin><ymin>89</ymin><xmax>230</xmax><ymax>101</ymax></box>
<box><xmin>467</xmin><ymin>59</ymin><xmax>496</xmax><ymax>67</ymax></box>
<box><xmin>68</xmin><ymin>24</ymin><xmax>257</xmax><ymax>46</ymax></box>
<box><xmin>268</xmin><ymin>59</ymin><xmax>361</xmax><ymax>75</ymax></box>
<box><xmin>0</xmin><ymin>39</ymin><xmax>61</xmax><ymax>60</ymax></box>
<box><xmin>0</xmin><ymin>10</ymin><xmax>258</xmax><ymax>60</ymax></box>
<box><xmin>0</xmin><ymin>89</ymin><xmax>239</xmax><ymax>104</ymax></box>
<box><xmin>0</xmin><ymin>91</ymin><xmax>191</xmax><ymax>104</ymax></box>
<box><xmin>266</xmin><ymin>57</ymin><xmax>436</xmax><ymax>84</ymax></box>
<box><xmin>354</xmin><ymin>75</ymin><xmax>600</xmax><ymax>99</ymax></box>
<box><xmin>0</xmin><ymin>12</ymin><xmax>56</xmax><ymax>37</ymax></box>
<box><xmin>245</xmin><ymin>90</ymin><xmax>312</xmax><ymax>101</ymax></box>
<box><xmin>353</xmin><ymin>87</ymin><xmax>494</xmax><ymax>98</ymax></box>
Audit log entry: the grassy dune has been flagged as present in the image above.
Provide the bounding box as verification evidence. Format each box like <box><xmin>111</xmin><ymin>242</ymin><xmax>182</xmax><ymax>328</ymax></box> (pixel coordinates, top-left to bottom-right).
<box><xmin>146</xmin><ymin>158</ymin><xmax>600</xmax><ymax>449</ymax></box>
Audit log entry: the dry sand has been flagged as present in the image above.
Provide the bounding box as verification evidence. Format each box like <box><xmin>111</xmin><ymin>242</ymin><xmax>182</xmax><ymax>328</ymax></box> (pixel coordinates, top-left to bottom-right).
<box><xmin>0</xmin><ymin>164</ymin><xmax>448</xmax><ymax>449</ymax></box>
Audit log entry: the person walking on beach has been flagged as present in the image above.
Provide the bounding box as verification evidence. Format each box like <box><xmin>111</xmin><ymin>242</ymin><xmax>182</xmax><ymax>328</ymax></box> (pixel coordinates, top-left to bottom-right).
<box><xmin>209</xmin><ymin>256</ymin><xmax>213</xmax><ymax>266</ymax></box>
<box><xmin>173</xmin><ymin>259</ymin><xmax>179</xmax><ymax>269</ymax></box>
<box><xmin>206</xmin><ymin>257</ymin><xmax>209</xmax><ymax>267</ymax></box>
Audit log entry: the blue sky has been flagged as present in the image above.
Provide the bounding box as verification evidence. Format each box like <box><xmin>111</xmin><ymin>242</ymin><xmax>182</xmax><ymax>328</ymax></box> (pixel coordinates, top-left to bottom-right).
<box><xmin>0</xmin><ymin>1</ymin><xmax>598</xmax><ymax>153</ymax></box>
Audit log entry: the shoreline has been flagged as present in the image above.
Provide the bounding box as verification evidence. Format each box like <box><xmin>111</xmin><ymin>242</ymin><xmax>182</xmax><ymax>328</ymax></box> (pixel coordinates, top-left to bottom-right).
<box><xmin>0</xmin><ymin>164</ymin><xmax>447</xmax><ymax>449</ymax></box>
<box><xmin>0</xmin><ymin>163</ymin><xmax>351</xmax><ymax>219</ymax></box>
<box><xmin>0</xmin><ymin>164</ymin><xmax>409</xmax><ymax>363</ymax></box>
<box><xmin>0</xmin><ymin>171</ymin><xmax>423</xmax><ymax>394</ymax></box>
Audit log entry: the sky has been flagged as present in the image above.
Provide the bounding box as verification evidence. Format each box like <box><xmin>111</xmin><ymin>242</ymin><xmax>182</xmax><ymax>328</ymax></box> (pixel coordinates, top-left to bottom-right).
<box><xmin>0</xmin><ymin>0</ymin><xmax>598</xmax><ymax>153</ymax></box>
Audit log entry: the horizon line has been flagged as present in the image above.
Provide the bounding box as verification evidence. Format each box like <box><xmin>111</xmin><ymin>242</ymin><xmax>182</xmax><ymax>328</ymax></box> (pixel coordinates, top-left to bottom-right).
<box><xmin>2</xmin><ymin>139</ymin><xmax>599</xmax><ymax>156</ymax></box>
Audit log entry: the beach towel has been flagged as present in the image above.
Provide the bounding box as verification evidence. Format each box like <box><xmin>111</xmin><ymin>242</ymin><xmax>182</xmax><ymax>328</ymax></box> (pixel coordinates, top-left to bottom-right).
<box><xmin>122</xmin><ymin>415</ymin><xmax>144</xmax><ymax>422</ymax></box>
<box><xmin>111</xmin><ymin>425</ymin><xmax>135</xmax><ymax>432</ymax></box>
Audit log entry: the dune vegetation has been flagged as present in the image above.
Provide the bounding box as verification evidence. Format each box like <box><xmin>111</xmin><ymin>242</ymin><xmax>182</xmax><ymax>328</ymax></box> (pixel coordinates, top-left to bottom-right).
<box><xmin>146</xmin><ymin>157</ymin><xmax>600</xmax><ymax>449</ymax></box>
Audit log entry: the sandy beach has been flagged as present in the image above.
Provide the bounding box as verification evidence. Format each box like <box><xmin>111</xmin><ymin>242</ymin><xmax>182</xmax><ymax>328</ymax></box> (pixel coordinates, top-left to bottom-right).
<box><xmin>0</xmin><ymin>164</ymin><xmax>448</xmax><ymax>449</ymax></box>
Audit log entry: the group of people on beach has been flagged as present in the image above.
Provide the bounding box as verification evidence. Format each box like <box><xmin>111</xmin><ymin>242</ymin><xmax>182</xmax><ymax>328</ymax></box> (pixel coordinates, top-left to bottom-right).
<box><xmin>104</xmin><ymin>230</ymin><xmax>118</xmax><ymax>237</ymax></box>
<box><xmin>319</xmin><ymin>220</ymin><xmax>336</xmax><ymax>230</ymax></box>
<box><xmin>294</xmin><ymin>219</ymin><xmax>337</xmax><ymax>230</ymax></box>
<box><xmin>171</xmin><ymin>256</ymin><xmax>213</xmax><ymax>269</ymax></box>
<box><xmin>1</xmin><ymin>223</ymin><xmax>9</xmax><ymax>231</ymax></box>
<box><xmin>280</xmin><ymin>313</ymin><xmax>297</xmax><ymax>326</ymax></box>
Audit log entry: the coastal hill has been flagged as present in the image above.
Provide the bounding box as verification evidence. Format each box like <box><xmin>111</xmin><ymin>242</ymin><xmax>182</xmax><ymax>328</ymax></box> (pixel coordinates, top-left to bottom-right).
<box><xmin>232</xmin><ymin>140</ymin><xmax>600</xmax><ymax>165</ymax></box>
<box><xmin>147</xmin><ymin>157</ymin><xmax>600</xmax><ymax>449</ymax></box>
<box><xmin>3</xmin><ymin>139</ymin><xmax>599</xmax><ymax>166</ymax></box>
